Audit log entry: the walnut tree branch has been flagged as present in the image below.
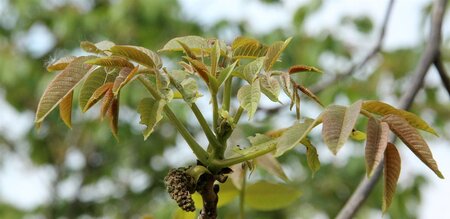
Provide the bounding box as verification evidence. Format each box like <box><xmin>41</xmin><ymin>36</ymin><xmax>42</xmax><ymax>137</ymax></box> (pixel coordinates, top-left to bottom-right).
<box><xmin>335</xmin><ymin>0</ymin><xmax>448</xmax><ymax>218</ymax></box>
<box><xmin>434</xmin><ymin>54</ymin><xmax>450</xmax><ymax>97</ymax></box>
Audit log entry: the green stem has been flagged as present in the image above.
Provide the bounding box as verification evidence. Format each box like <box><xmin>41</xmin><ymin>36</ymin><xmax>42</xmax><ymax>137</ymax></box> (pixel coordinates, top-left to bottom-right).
<box><xmin>233</xmin><ymin>107</ymin><xmax>244</xmax><ymax>124</ymax></box>
<box><xmin>191</xmin><ymin>103</ymin><xmax>222</xmax><ymax>149</ymax></box>
<box><xmin>138</xmin><ymin>75</ymin><xmax>209</xmax><ymax>164</ymax></box>
<box><xmin>222</xmin><ymin>77</ymin><xmax>233</xmax><ymax>111</ymax></box>
<box><xmin>239</xmin><ymin>166</ymin><xmax>247</xmax><ymax>219</ymax></box>
<box><xmin>212</xmin><ymin>92</ymin><xmax>219</xmax><ymax>133</ymax></box>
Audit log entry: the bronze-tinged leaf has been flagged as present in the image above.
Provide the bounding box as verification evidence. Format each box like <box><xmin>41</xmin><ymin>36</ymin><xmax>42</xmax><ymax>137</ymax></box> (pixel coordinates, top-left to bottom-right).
<box><xmin>383</xmin><ymin>142</ymin><xmax>401</xmax><ymax>212</ymax></box>
<box><xmin>84</xmin><ymin>82</ymin><xmax>113</xmax><ymax>112</ymax></box>
<box><xmin>79</xmin><ymin>67</ymin><xmax>108</xmax><ymax>111</ymax></box>
<box><xmin>59</xmin><ymin>91</ymin><xmax>73</xmax><ymax>129</ymax></box>
<box><xmin>231</xmin><ymin>36</ymin><xmax>268</xmax><ymax>59</ymax></box>
<box><xmin>263</xmin><ymin>37</ymin><xmax>292</xmax><ymax>71</ymax></box>
<box><xmin>80</xmin><ymin>41</ymin><xmax>103</xmax><ymax>54</ymax></box>
<box><xmin>288</xmin><ymin>65</ymin><xmax>322</xmax><ymax>74</ymax></box>
<box><xmin>382</xmin><ymin>114</ymin><xmax>443</xmax><ymax>178</ymax></box>
<box><xmin>321</xmin><ymin>100</ymin><xmax>362</xmax><ymax>155</ymax></box>
<box><xmin>36</xmin><ymin>56</ymin><xmax>95</xmax><ymax>123</ymax></box>
<box><xmin>185</xmin><ymin>57</ymin><xmax>210</xmax><ymax>83</ymax></box>
<box><xmin>107</xmin><ymin>97</ymin><xmax>119</xmax><ymax>140</ymax></box>
<box><xmin>365</xmin><ymin>118</ymin><xmax>389</xmax><ymax>177</ymax></box>
<box><xmin>101</xmin><ymin>88</ymin><xmax>114</xmax><ymax>119</ymax></box>
<box><xmin>85</xmin><ymin>56</ymin><xmax>134</xmax><ymax>68</ymax></box>
<box><xmin>112</xmin><ymin>66</ymin><xmax>139</xmax><ymax>95</ymax></box>
<box><xmin>110</xmin><ymin>45</ymin><xmax>161</xmax><ymax>69</ymax></box>
<box><xmin>177</xmin><ymin>40</ymin><xmax>198</xmax><ymax>60</ymax></box>
<box><xmin>46</xmin><ymin>56</ymin><xmax>77</xmax><ymax>71</ymax></box>
<box><xmin>297</xmin><ymin>85</ymin><xmax>323</xmax><ymax>106</ymax></box>
<box><xmin>362</xmin><ymin>100</ymin><xmax>438</xmax><ymax>136</ymax></box>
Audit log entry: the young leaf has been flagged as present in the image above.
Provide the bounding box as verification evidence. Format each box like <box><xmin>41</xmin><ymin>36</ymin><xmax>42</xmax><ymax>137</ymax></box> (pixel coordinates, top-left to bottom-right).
<box><xmin>101</xmin><ymin>88</ymin><xmax>114</xmax><ymax>119</ymax></box>
<box><xmin>237</xmin><ymin>57</ymin><xmax>264</xmax><ymax>83</ymax></box>
<box><xmin>59</xmin><ymin>91</ymin><xmax>73</xmax><ymax>129</ymax></box>
<box><xmin>79</xmin><ymin>67</ymin><xmax>108</xmax><ymax>111</ymax></box>
<box><xmin>84</xmin><ymin>82</ymin><xmax>114</xmax><ymax>112</ymax></box>
<box><xmin>321</xmin><ymin>100</ymin><xmax>362</xmax><ymax>155</ymax></box>
<box><xmin>382</xmin><ymin>114</ymin><xmax>443</xmax><ymax>178</ymax></box>
<box><xmin>111</xmin><ymin>45</ymin><xmax>162</xmax><ymax>69</ymax></box>
<box><xmin>112</xmin><ymin>66</ymin><xmax>139</xmax><ymax>95</ymax></box>
<box><xmin>300</xmin><ymin>138</ymin><xmax>320</xmax><ymax>176</ymax></box>
<box><xmin>180</xmin><ymin>78</ymin><xmax>200</xmax><ymax>104</ymax></box>
<box><xmin>297</xmin><ymin>84</ymin><xmax>323</xmax><ymax>106</ymax></box>
<box><xmin>36</xmin><ymin>56</ymin><xmax>95</xmax><ymax>123</ymax></box>
<box><xmin>237</xmin><ymin>79</ymin><xmax>261</xmax><ymax>120</ymax></box>
<box><xmin>46</xmin><ymin>56</ymin><xmax>77</xmax><ymax>71</ymax></box>
<box><xmin>138</xmin><ymin>98</ymin><xmax>166</xmax><ymax>140</ymax></box>
<box><xmin>80</xmin><ymin>41</ymin><xmax>104</xmax><ymax>54</ymax></box>
<box><xmin>260</xmin><ymin>74</ymin><xmax>281</xmax><ymax>102</ymax></box>
<box><xmin>275</xmin><ymin>118</ymin><xmax>316</xmax><ymax>157</ymax></box>
<box><xmin>231</xmin><ymin>36</ymin><xmax>268</xmax><ymax>59</ymax></box>
<box><xmin>86</xmin><ymin>56</ymin><xmax>134</xmax><ymax>68</ymax></box>
<box><xmin>288</xmin><ymin>65</ymin><xmax>322</xmax><ymax>74</ymax></box>
<box><xmin>365</xmin><ymin>118</ymin><xmax>389</xmax><ymax>177</ymax></box>
<box><xmin>383</xmin><ymin>142</ymin><xmax>401</xmax><ymax>212</ymax></box>
<box><xmin>263</xmin><ymin>37</ymin><xmax>292</xmax><ymax>71</ymax></box>
<box><xmin>210</xmin><ymin>40</ymin><xmax>221</xmax><ymax>77</ymax></box>
<box><xmin>217</xmin><ymin>60</ymin><xmax>237</xmax><ymax>87</ymax></box>
<box><xmin>107</xmin><ymin>97</ymin><xmax>119</xmax><ymax>140</ymax></box>
<box><xmin>245</xmin><ymin>181</ymin><xmax>301</xmax><ymax>211</ymax></box>
<box><xmin>279</xmin><ymin>72</ymin><xmax>292</xmax><ymax>98</ymax></box>
<box><xmin>159</xmin><ymin>35</ymin><xmax>208</xmax><ymax>54</ymax></box>
<box><xmin>184</xmin><ymin>57</ymin><xmax>210</xmax><ymax>83</ymax></box>
<box><xmin>362</xmin><ymin>100</ymin><xmax>438</xmax><ymax>136</ymax></box>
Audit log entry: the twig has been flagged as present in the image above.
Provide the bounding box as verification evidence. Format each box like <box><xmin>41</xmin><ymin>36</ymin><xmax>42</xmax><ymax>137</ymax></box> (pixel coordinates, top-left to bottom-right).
<box><xmin>311</xmin><ymin>0</ymin><xmax>395</xmax><ymax>94</ymax></box>
<box><xmin>335</xmin><ymin>1</ymin><xmax>448</xmax><ymax>218</ymax></box>
<box><xmin>434</xmin><ymin>54</ymin><xmax>450</xmax><ymax>97</ymax></box>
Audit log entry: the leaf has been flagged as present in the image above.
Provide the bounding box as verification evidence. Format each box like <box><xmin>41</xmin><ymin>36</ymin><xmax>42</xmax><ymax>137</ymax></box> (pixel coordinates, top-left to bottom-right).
<box><xmin>321</xmin><ymin>100</ymin><xmax>362</xmax><ymax>155</ymax></box>
<box><xmin>383</xmin><ymin>142</ymin><xmax>401</xmax><ymax>212</ymax></box>
<box><xmin>300</xmin><ymin>138</ymin><xmax>320</xmax><ymax>176</ymax></box>
<box><xmin>85</xmin><ymin>56</ymin><xmax>134</xmax><ymax>68</ymax></box>
<box><xmin>362</xmin><ymin>100</ymin><xmax>438</xmax><ymax>136</ymax></box>
<box><xmin>160</xmin><ymin>35</ymin><xmax>208</xmax><ymax>54</ymax></box>
<box><xmin>111</xmin><ymin>45</ymin><xmax>162</xmax><ymax>69</ymax></box>
<box><xmin>365</xmin><ymin>118</ymin><xmax>389</xmax><ymax>177</ymax></box>
<box><xmin>79</xmin><ymin>67</ymin><xmax>108</xmax><ymax>111</ymax></box>
<box><xmin>245</xmin><ymin>181</ymin><xmax>301</xmax><ymax>211</ymax></box>
<box><xmin>275</xmin><ymin>118</ymin><xmax>316</xmax><ymax>157</ymax></box>
<box><xmin>297</xmin><ymin>84</ymin><xmax>323</xmax><ymax>106</ymax></box>
<box><xmin>80</xmin><ymin>41</ymin><xmax>104</xmax><ymax>54</ymax></box>
<box><xmin>279</xmin><ymin>72</ymin><xmax>292</xmax><ymax>98</ymax></box>
<box><xmin>231</xmin><ymin>36</ymin><xmax>268</xmax><ymax>59</ymax></box>
<box><xmin>177</xmin><ymin>40</ymin><xmax>198</xmax><ymax>60</ymax></box>
<box><xmin>263</xmin><ymin>37</ymin><xmax>292</xmax><ymax>71</ymax></box>
<box><xmin>260</xmin><ymin>74</ymin><xmax>281</xmax><ymax>102</ymax></box>
<box><xmin>233</xmin><ymin>57</ymin><xmax>264</xmax><ymax>83</ymax></box>
<box><xmin>36</xmin><ymin>56</ymin><xmax>95</xmax><ymax>123</ymax></box>
<box><xmin>210</xmin><ymin>40</ymin><xmax>221</xmax><ymax>77</ymax></box>
<box><xmin>138</xmin><ymin>98</ymin><xmax>166</xmax><ymax>140</ymax></box>
<box><xmin>172</xmin><ymin>208</ymin><xmax>196</xmax><ymax>219</ymax></box>
<box><xmin>107</xmin><ymin>97</ymin><xmax>119</xmax><ymax>140</ymax></box>
<box><xmin>237</xmin><ymin>79</ymin><xmax>261</xmax><ymax>120</ymax></box>
<box><xmin>59</xmin><ymin>91</ymin><xmax>73</xmax><ymax>129</ymax></box>
<box><xmin>288</xmin><ymin>65</ymin><xmax>322</xmax><ymax>74</ymax></box>
<box><xmin>180</xmin><ymin>78</ymin><xmax>200</xmax><ymax>104</ymax></box>
<box><xmin>184</xmin><ymin>57</ymin><xmax>210</xmax><ymax>83</ymax></box>
<box><xmin>101</xmin><ymin>88</ymin><xmax>114</xmax><ymax>119</ymax></box>
<box><xmin>382</xmin><ymin>114</ymin><xmax>443</xmax><ymax>178</ymax></box>
<box><xmin>84</xmin><ymin>82</ymin><xmax>114</xmax><ymax>112</ymax></box>
<box><xmin>112</xmin><ymin>66</ymin><xmax>139</xmax><ymax>95</ymax></box>
<box><xmin>46</xmin><ymin>56</ymin><xmax>77</xmax><ymax>71</ymax></box>
<box><xmin>217</xmin><ymin>61</ymin><xmax>237</xmax><ymax>87</ymax></box>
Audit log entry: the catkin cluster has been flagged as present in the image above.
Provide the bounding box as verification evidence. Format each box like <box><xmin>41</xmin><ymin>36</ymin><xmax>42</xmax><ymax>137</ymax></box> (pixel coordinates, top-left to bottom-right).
<box><xmin>164</xmin><ymin>168</ymin><xmax>196</xmax><ymax>212</ymax></box>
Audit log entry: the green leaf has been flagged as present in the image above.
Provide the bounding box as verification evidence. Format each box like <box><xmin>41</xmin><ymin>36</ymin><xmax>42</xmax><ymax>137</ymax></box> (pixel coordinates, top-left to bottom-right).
<box><xmin>159</xmin><ymin>35</ymin><xmax>208</xmax><ymax>54</ymax></box>
<box><xmin>217</xmin><ymin>61</ymin><xmax>237</xmax><ymax>87</ymax></box>
<box><xmin>46</xmin><ymin>56</ymin><xmax>77</xmax><ymax>72</ymax></box>
<box><xmin>172</xmin><ymin>209</ymin><xmax>196</xmax><ymax>219</ymax></box>
<box><xmin>237</xmin><ymin>79</ymin><xmax>261</xmax><ymax>120</ymax></box>
<box><xmin>321</xmin><ymin>100</ymin><xmax>362</xmax><ymax>155</ymax></box>
<box><xmin>79</xmin><ymin>67</ymin><xmax>108</xmax><ymax>111</ymax></box>
<box><xmin>275</xmin><ymin>118</ymin><xmax>316</xmax><ymax>157</ymax></box>
<box><xmin>231</xmin><ymin>36</ymin><xmax>268</xmax><ymax>59</ymax></box>
<box><xmin>36</xmin><ymin>56</ymin><xmax>96</xmax><ymax>123</ymax></box>
<box><xmin>112</xmin><ymin>66</ymin><xmax>139</xmax><ymax>95</ymax></box>
<box><xmin>180</xmin><ymin>78</ymin><xmax>200</xmax><ymax>104</ymax></box>
<box><xmin>245</xmin><ymin>181</ymin><xmax>301</xmax><ymax>211</ymax></box>
<box><xmin>85</xmin><ymin>56</ymin><xmax>134</xmax><ymax>68</ymax></box>
<box><xmin>233</xmin><ymin>57</ymin><xmax>264</xmax><ymax>83</ymax></box>
<box><xmin>257</xmin><ymin>154</ymin><xmax>289</xmax><ymax>181</ymax></box>
<box><xmin>263</xmin><ymin>37</ymin><xmax>292</xmax><ymax>71</ymax></box>
<box><xmin>300</xmin><ymin>138</ymin><xmax>320</xmax><ymax>176</ymax></box>
<box><xmin>111</xmin><ymin>45</ymin><xmax>162</xmax><ymax>69</ymax></box>
<box><xmin>365</xmin><ymin>118</ymin><xmax>389</xmax><ymax>177</ymax></box>
<box><xmin>383</xmin><ymin>142</ymin><xmax>401</xmax><ymax>212</ymax></box>
<box><xmin>362</xmin><ymin>100</ymin><xmax>438</xmax><ymax>136</ymax></box>
<box><xmin>260</xmin><ymin>74</ymin><xmax>281</xmax><ymax>102</ymax></box>
<box><xmin>138</xmin><ymin>98</ymin><xmax>166</xmax><ymax>140</ymax></box>
<box><xmin>59</xmin><ymin>91</ymin><xmax>73</xmax><ymax>129</ymax></box>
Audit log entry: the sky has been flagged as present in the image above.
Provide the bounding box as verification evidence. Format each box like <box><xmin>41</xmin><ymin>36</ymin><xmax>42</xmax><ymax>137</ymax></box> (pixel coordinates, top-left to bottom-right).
<box><xmin>0</xmin><ymin>0</ymin><xmax>449</xmax><ymax>218</ymax></box>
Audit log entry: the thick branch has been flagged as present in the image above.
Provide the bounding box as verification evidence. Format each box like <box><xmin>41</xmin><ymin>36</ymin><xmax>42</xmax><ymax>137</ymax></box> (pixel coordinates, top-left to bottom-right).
<box><xmin>336</xmin><ymin>0</ymin><xmax>448</xmax><ymax>218</ymax></box>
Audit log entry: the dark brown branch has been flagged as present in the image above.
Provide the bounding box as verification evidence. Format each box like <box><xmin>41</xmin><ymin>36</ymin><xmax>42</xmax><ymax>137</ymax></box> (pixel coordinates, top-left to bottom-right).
<box><xmin>311</xmin><ymin>0</ymin><xmax>395</xmax><ymax>93</ymax></box>
<box><xmin>335</xmin><ymin>0</ymin><xmax>448</xmax><ymax>218</ymax></box>
<box><xmin>434</xmin><ymin>54</ymin><xmax>450</xmax><ymax>97</ymax></box>
<box><xmin>198</xmin><ymin>173</ymin><xmax>219</xmax><ymax>219</ymax></box>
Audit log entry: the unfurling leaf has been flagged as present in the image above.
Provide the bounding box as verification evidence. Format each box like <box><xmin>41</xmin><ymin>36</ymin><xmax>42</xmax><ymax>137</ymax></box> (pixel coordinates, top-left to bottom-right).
<box><xmin>210</xmin><ymin>40</ymin><xmax>221</xmax><ymax>77</ymax></box>
<box><xmin>36</xmin><ymin>56</ymin><xmax>95</xmax><ymax>123</ymax></box>
<box><xmin>237</xmin><ymin>79</ymin><xmax>261</xmax><ymax>120</ymax></box>
<box><xmin>59</xmin><ymin>91</ymin><xmax>73</xmax><ymax>129</ymax></box>
<box><xmin>288</xmin><ymin>65</ymin><xmax>322</xmax><ymax>74</ymax></box>
<box><xmin>107</xmin><ymin>97</ymin><xmax>119</xmax><ymax>140</ymax></box>
<box><xmin>86</xmin><ymin>56</ymin><xmax>134</xmax><ymax>68</ymax></box>
<box><xmin>297</xmin><ymin>84</ymin><xmax>323</xmax><ymax>106</ymax></box>
<box><xmin>46</xmin><ymin>56</ymin><xmax>77</xmax><ymax>71</ymax></box>
<box><xmin>84</xmin><ymin>82</ymin><xmax>114</xmax><ymax>112</ymax></box>
<box><xmin>365</xmin><ymin>118</ymin><xmax>389</xmax><ymax>177</ymax></box>
<box><xmin>321</xmin><ymin>100</ymin><xmax>362</xmax><ymax>155</ymax></box>
<box><xmin>382</xmin><ymin>114</ymin><xmax>443</xmax><ymax>178</ymax></box>
<box><xmin>177</xmin><ymin>40</ymin><xmax>198</xmax><ymax>60</ymax></box>
<box><xmin>111</xmin><ymin>45</ymin><xmax>161</xmax><ymax>69</ymax></box>
<box><xmin>362</xmin><ymin>100</ymin><xmax>438</xmax><ymax>136</ymax></box>
<box><xmin>260</xmin><ymin>74</ymin><xmax>281</xmax><ymax>102</ymax></box>
<box><xmin>101</xmin><ymin>88</ymin><xmax>114</xmax><ymax>119</ymax></box>
<box><xmin>279</xmin><ymin>72</ymin><xmax>292</xmax><ymax>98</ymax></box>
<box><xmin>245</xmin><ymin>181</ymin><xmax>301</xmax><ymax>211</ymax></box>
<box><xmin>275</xmin><ymin>118</ymin><xmax>316</xmax><ymax>157</ymax></box>
<box><xmin>217</xmin><ymin>61</ymin><xmax>237</xmax><ymax>87</ymax></box>
<box><xmin>79</xmin><ymin>67</ymin><xmax>109</xmax><ymax>111</ymax></box>
<box><xmin>231</xmin><ymin>36</ymin><xmax>268</xmax><ymax>59</ymax></box>
<box><xmin>112</xmin><ymin>66</ymin><xmax>139</xmax><ymax>95</ymax></box>
<box><xmin>383</xmin><ymin>142</ymin><xmax>401</xmax><ymax>212</ymax></box>
<box><xmin>80</xmin><ymin>41</ymin><xmax>103</xmax><ymax>54</ymax></box>
<box><xmin>138</xmin><ymin>98</ymin><xmax>166</xmax><ymax>140</ymax></box>
<box><xmin>185</xmin><ymin>57</ymin><xmax>210</xmax><ymax>83</ymax></box>
<box><xmin>301</xmin><ymin>138</ymin><xmax>320</xmax><ymax>176</ymax></box>
<box><xmin>263</xmin><ymin>37</ymin><xmax>292</xmax><ymax>71</ymax></box>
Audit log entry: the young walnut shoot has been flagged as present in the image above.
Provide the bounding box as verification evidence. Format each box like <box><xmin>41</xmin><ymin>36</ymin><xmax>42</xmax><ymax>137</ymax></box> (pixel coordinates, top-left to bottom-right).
<box><xmin>35</xmin><ymin>36</ymin><xmax>443</xmax><ymax>218</ymax></box>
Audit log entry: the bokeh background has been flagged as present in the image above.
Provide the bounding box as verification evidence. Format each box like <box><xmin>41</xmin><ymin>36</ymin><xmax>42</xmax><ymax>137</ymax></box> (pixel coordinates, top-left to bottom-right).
<box><xmin>0</xmin><ymin>0</ymin><xmax>449</xmax><ymax>218</ymax></box>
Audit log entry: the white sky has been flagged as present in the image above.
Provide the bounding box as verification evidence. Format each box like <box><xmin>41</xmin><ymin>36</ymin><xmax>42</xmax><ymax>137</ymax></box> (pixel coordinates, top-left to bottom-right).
<box><xmin>0</xmin><ymin>0</ymin><xmax>449</xmax><ymax>218</ymax></box>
